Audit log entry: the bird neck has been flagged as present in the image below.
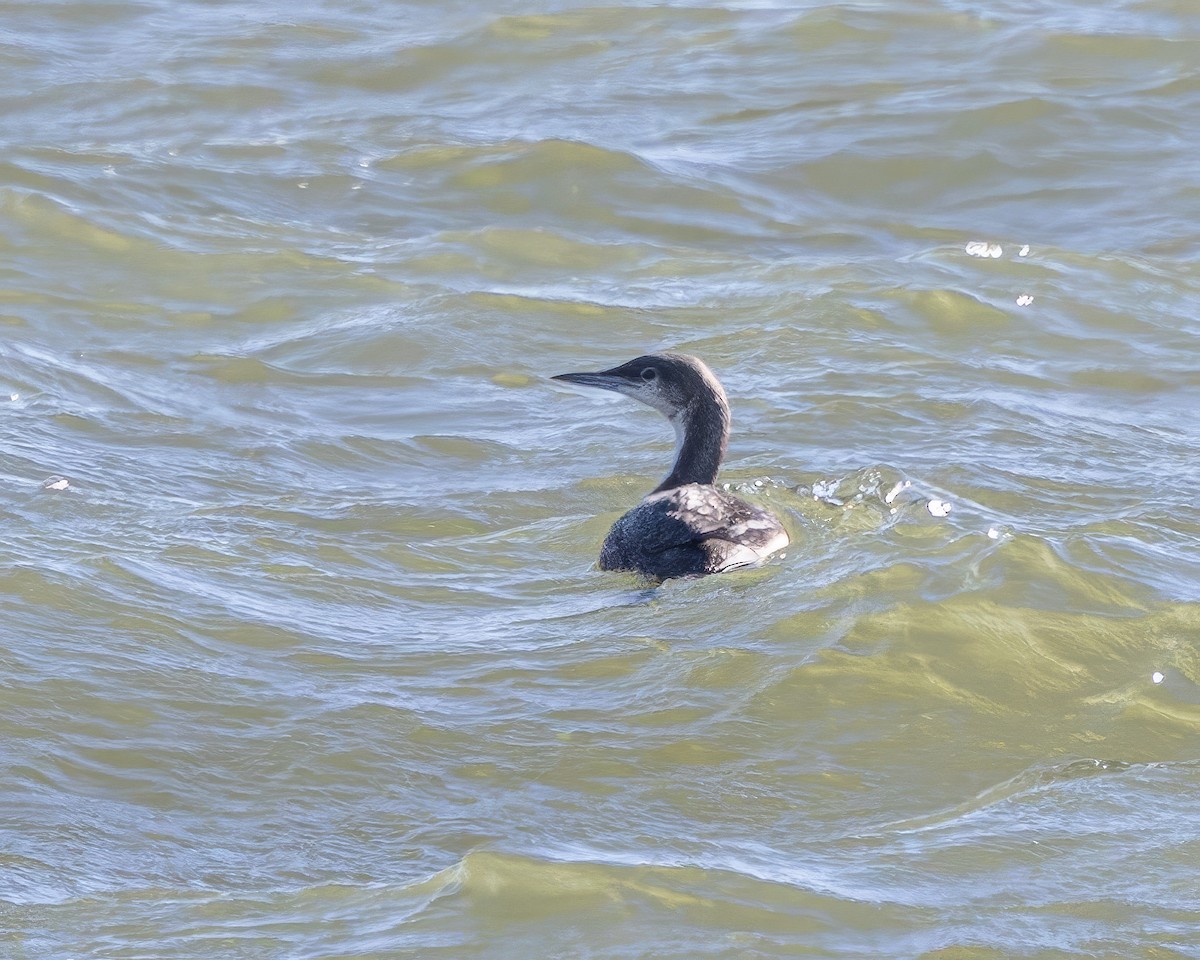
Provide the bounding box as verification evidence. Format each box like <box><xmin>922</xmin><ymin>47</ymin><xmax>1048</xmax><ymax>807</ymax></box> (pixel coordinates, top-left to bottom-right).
<box><xmin>653</xmin><ymin>391</ymin><xmax>730</xmax><ymax>493</ymax></box>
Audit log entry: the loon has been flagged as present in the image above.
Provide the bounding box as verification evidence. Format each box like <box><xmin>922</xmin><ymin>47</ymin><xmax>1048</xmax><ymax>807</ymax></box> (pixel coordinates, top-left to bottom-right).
<box><xmin>553</xmin><ymin>353</ymin><xmax>790</xmax><ymax>580</ymax></box>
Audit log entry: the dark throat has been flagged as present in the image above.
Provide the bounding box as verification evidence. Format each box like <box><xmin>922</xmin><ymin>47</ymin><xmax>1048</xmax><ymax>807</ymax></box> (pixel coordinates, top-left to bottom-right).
<box><xmin>653</xmin><ymin>392</ymin><xmax>730</xmax><ymax>493</ymax></box>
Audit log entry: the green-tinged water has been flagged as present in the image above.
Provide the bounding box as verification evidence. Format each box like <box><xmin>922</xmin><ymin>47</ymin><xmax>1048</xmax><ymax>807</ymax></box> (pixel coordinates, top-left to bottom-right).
<box><xmin>2</xmin><ymin>1</ymin><xmax>1199</xmax><ymax>957</ymax></box>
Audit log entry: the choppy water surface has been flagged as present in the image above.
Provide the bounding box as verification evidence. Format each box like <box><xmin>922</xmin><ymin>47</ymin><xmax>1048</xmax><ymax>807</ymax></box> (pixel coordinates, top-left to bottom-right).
<box><xmin>3</xmin><ymin>1</ymin><xmax>1200</xmax><ymax>957</ymax></box>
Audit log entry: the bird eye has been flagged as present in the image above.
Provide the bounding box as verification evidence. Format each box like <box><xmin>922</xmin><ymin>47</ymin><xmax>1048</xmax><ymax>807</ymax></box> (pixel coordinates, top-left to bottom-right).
<box><xmin>641</xmin><ymin>367</ymin><xmax>657</xmax><ymax>382</ymax></box>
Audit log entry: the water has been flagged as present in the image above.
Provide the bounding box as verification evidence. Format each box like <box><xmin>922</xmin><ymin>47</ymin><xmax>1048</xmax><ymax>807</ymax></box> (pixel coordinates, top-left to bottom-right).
<box><xmin>3</xmin><ymin>1</ymin><xmax>1200</xmax><ymax>956</ymax></box>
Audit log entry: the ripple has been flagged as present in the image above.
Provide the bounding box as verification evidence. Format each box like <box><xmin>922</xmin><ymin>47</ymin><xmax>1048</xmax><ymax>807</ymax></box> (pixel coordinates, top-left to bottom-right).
<box><xmin>3</xmin><ymin>0</ymin><xmax>1200</xmax><ymax>956</ymax></box>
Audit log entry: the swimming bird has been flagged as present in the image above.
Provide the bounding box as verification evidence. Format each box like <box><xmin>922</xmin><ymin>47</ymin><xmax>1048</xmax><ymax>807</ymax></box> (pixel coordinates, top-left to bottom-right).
<box><xmin>553</xmin><ymin>353</ymin><xmax>789</xmax><ymax>579</ymax></box>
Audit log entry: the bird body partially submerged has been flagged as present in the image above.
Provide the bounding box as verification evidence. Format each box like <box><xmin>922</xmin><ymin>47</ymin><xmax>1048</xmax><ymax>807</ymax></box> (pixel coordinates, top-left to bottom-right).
<box><xmin>553</xmin><ymin>353</ymin><xmax>789</xmax><ymax>580</ymax></box>
<box><xmin>600</xmin><ymin>482</ymin><xmax>790</xmax><ymax>578</ymax></box>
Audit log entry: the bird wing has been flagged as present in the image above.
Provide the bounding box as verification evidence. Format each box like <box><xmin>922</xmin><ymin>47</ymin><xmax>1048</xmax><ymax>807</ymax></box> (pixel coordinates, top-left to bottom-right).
<box><xmin>601</xmin><ymin>485</ymin><xmax>788</xmax><ymax>576</ymax></box>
